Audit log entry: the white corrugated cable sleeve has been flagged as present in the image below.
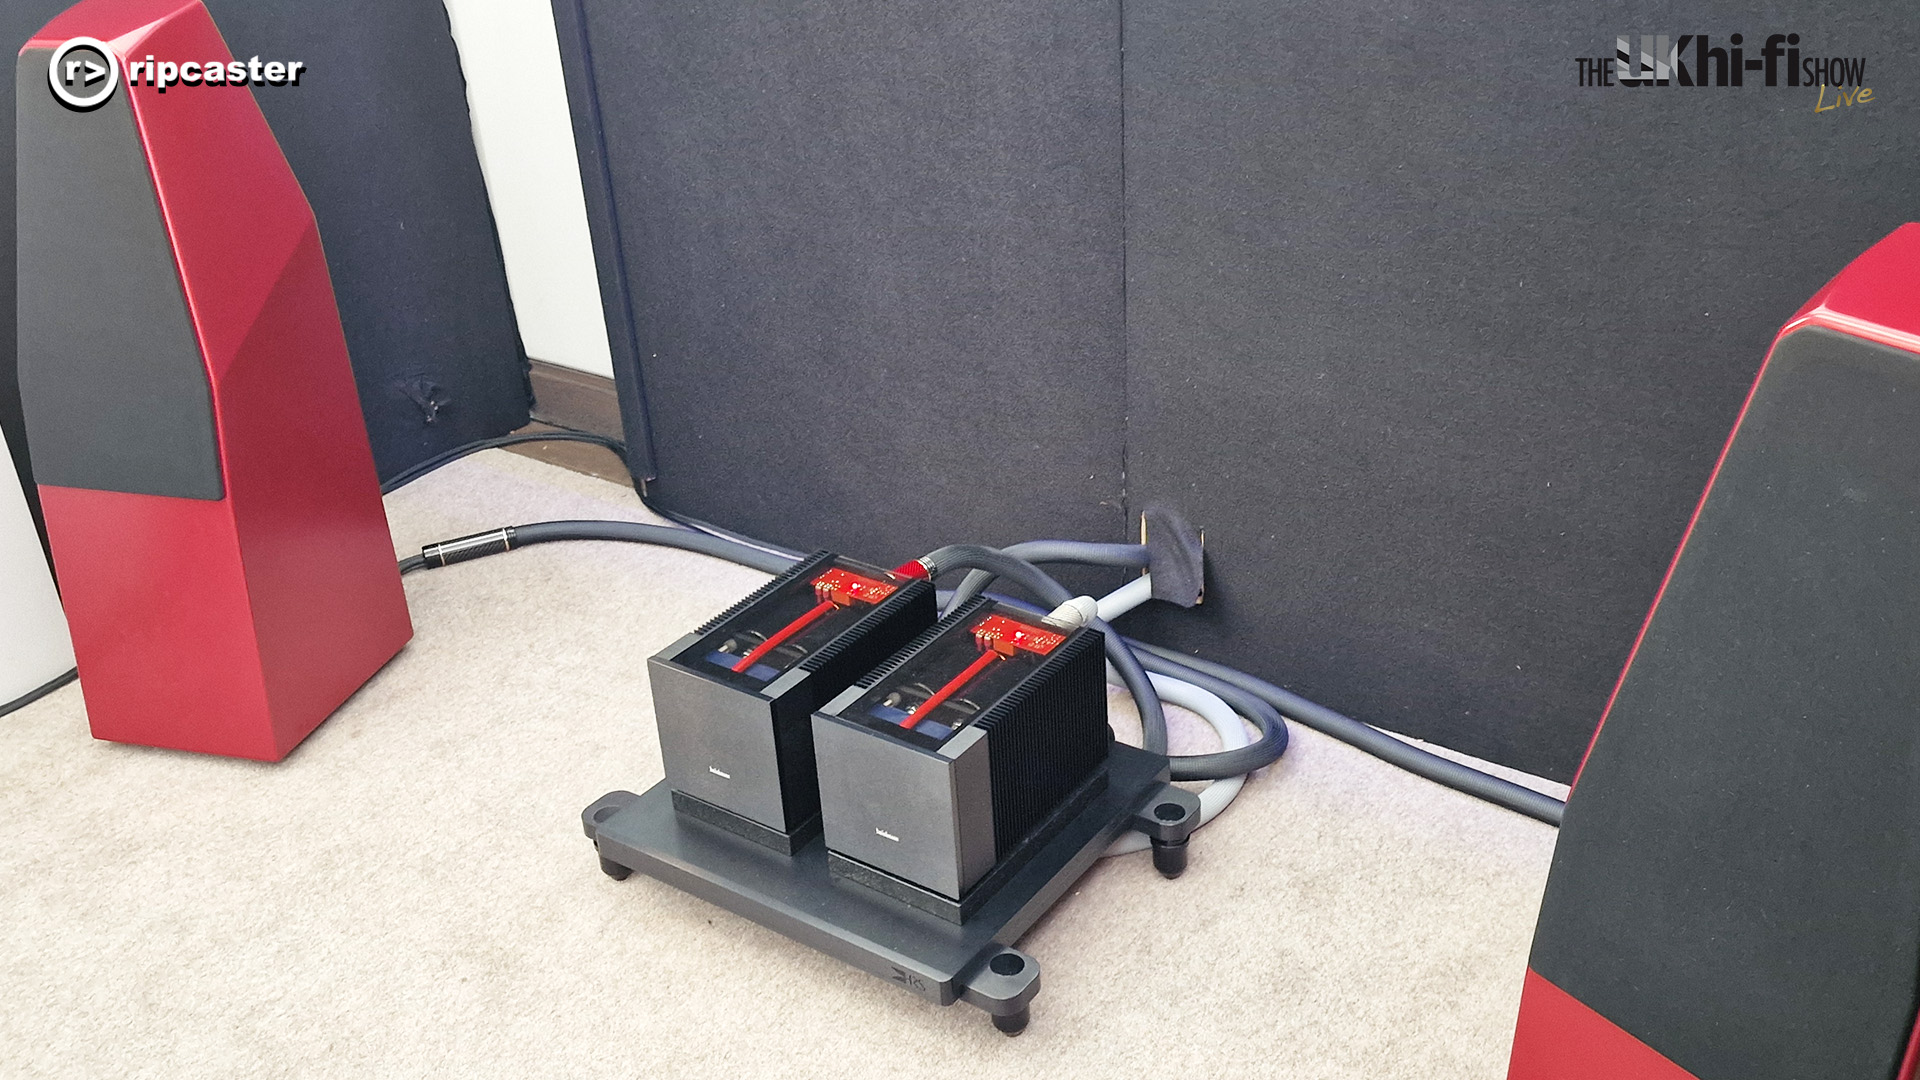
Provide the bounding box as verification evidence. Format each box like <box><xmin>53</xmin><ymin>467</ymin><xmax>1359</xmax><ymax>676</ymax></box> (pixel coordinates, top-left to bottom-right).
<box><xmin>1105</xmin><ymin>671</ymin><xmax>1250</xmax><ymax>856</ymax></box>
<box><xmin>1096</xmin><ymin>573</ymin><xmax>1251</xmax><ymax>856</ymax></box>
<box><xmin>1094</xmin><ymin>575</ymin><xmax>1153</xmax><ymax>622</ymax></box>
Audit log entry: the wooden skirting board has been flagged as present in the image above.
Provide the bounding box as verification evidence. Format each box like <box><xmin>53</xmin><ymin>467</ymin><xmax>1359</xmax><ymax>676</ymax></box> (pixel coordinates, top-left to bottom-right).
<box><xmin>504</xmin><ymin>360</ymin><xmax>629</xmax><ymax>486</ymax></box>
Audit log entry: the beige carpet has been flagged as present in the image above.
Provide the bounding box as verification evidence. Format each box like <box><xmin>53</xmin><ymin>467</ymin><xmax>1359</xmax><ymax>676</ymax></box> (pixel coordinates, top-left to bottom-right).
<box><xmin>0</xmin><ymin>452</ymin><xmax>1563</xmax><ymax>1079</ymax></box>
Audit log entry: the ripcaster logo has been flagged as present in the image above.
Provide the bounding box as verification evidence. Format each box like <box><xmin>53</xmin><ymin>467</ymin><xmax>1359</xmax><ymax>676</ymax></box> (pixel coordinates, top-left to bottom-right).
<box><xmin>45</xmin><ymin>35</ymin><xmax>309</xmax><ymax>113</ymax></box>
<box><xmin>875</xmin><ymin>828</ymin><xmax>901</xmax><ymax>842</ymax></box>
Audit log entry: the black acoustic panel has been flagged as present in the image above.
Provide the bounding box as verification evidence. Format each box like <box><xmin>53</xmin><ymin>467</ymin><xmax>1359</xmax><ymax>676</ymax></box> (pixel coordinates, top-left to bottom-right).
<box><xmin>560</xmin><ymin>0</ymin><xmax>1126</xmax><ymax>566</ymax></box>
<box><xmin>197</xmin><ymin>0</ymin><xmax>529</xmax><ymax>478</ymax></box>
<box><xmin>1530</xmin><ymin>327</ymin><xmax>1920</xmax><ymax>1080</ymax></box>
<box><xmin>16</xmin><ymin>51</ymin><xmax>221</xmax><ymax>500</ymax></box>
<box><xmin>1120</xmin><ymin>0</ymin><xmax>1920</xmax><ymax>780</ymax></box>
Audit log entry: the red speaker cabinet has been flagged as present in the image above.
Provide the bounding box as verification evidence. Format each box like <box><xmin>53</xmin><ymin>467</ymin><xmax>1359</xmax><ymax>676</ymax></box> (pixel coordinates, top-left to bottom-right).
<box><xmin>1510</xmin><ymin>223</ymin><xmax>1920</xmax><ymax>1079</ymax></box>
<box><xmin>15</xmin><ymin>0</ymin><xmax>411</xmax><ymax>761</ymax></box>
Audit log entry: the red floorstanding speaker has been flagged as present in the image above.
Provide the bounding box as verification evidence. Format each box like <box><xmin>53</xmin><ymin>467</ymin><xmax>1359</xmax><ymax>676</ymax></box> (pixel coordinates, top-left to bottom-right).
<box><xmin>1509</xmin><ymin>223</ymin><xmax>1920</xmax><ymax>1080</ymax></box>
<box><xmin>15</xmin><ymin>0</ymin><xmax>411</xmax><ymax>761</ymax></box>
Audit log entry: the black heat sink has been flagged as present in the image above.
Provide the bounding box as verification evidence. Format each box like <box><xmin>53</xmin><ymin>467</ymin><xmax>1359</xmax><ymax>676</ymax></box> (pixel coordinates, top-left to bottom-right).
<box><xmin>970</xmin><ymin>621</ymin><xmax>1109</xmax><ymax>855</ymax></box>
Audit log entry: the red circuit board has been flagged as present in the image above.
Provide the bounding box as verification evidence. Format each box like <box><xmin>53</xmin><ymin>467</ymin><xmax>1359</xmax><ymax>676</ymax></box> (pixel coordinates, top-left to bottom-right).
<box><xmin>972</xmin><ymin>614</ymin><xmax>1066</xmax><ymax>657</ymax></box>
<box><xmin>813</xmin><ymin>568</ymin><xmax>898</xmax><ymax>607</ymax></box>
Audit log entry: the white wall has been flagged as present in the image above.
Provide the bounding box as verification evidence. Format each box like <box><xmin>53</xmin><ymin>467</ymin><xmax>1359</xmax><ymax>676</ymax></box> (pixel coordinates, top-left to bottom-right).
<box><xmin>441</xmin><ymin>0</ymin><xmax>614</xmax><ymax>379</ymax></box>
<box><xmin>1</xmin><ymin>426</ymin><xmax>73</xmax><ymax>703</ymax></box>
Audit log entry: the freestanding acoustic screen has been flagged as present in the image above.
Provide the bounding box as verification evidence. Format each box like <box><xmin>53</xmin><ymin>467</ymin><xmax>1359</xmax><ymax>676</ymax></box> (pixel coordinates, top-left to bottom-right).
<box><xmin>15</xmin><ymin>0</ymin><xmax>410</xmax><ymax>760</ymax></box>
<box><xmin>1510</xmin><ymin>224</ymin><xmax>1920</xmax><ymax>1079</ymax></box>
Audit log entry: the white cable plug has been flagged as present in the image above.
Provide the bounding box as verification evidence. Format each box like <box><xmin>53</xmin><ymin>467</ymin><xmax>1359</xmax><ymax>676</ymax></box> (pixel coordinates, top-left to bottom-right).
<box><xmin>1042</xmin><ymin>594</ymin><xmax>1100</xmax><ymax>628</ymax></box>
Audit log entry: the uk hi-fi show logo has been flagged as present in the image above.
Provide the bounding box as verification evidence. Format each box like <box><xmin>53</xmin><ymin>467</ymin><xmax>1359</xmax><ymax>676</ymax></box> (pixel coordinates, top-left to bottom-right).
<box><xmin>1575</xmin><ymin>33</ymin><xmax>1873</xmax><ymax>109</ymax></box>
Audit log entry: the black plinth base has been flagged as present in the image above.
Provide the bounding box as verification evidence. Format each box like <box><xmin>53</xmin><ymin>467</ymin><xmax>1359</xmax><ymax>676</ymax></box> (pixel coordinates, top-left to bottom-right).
<box><xmin>669</xmin><ymin>788</ymin><xmax>819</xmax><ymax>855</ymax></box>
<box><xmin>583</xmin><ymin>742</ymin><xmax>1197</xmax><ymax>1034</ymax></box>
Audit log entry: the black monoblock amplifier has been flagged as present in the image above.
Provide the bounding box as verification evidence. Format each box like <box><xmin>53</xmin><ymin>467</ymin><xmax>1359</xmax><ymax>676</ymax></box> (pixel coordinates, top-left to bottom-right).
<box><xmin>648</xmin><ymin>551</ymin><xmax>936</xmax><ymax>852</ymax></box>
<box><xmin>811</xmin><ymin>597</ymin><xmax>1111</xmax><ymax>919</ymax></box>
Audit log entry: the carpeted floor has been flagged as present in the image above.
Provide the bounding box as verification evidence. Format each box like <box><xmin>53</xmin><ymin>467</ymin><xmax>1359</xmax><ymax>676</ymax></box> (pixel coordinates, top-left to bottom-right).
<box><xmin>0</xmin><ymin>452</ymin><xmax>1563</xmax><ymax>1078</ymax></box>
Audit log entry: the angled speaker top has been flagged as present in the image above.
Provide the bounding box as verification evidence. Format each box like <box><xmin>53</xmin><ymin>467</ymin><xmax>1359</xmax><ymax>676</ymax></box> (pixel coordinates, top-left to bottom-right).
<box><xmin>1777</xmin><ymin>221</ymin><xmax>1920</xmax><ymax>356</ymax></box>
<box><xmin>17</xmin><ymin>0</ymin><xmax>324</xmax><ymax>500</ymax></box>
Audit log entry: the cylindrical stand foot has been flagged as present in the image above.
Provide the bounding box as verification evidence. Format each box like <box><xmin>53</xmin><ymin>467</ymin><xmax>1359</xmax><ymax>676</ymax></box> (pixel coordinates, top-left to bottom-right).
<box><xmin>992</xmin><ymin>1007</ymin><xmax>1030</xmax><ymax>1036</ymax></box>
<box><xmin>1150</xmin><ymin>837</ymin><xmax>1188</xmax><ymax>879</ymax></box>
<box><xmin>599</xmin><ymin>855</ymin><xmax>632</xmax><ymax>881</ymax></box>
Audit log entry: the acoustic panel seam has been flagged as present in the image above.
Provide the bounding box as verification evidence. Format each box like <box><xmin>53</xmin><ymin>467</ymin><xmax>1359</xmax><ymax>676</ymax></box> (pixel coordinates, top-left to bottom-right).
<box><xmin>552</xmin><ymin>0</ymin><xmax>658</xmax><ymax>484</ymax></box>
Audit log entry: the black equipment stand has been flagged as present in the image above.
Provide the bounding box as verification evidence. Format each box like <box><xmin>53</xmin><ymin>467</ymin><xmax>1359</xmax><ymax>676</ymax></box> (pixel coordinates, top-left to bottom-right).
<box><xmin>582</xmin><ymin>743</ymin><xmax>1201</xmax><ymax>1034</ymax></box>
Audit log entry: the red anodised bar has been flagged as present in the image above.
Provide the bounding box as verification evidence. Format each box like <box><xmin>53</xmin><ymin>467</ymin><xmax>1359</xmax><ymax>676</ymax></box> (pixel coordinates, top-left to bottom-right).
<box><xmin>901</xmin><ymin>614</ymin><xmax>1065</xmax><ymax>728</ymax></box>
<box><xmin>731</xmin><ymin>568</ymin><xmax>898</xmax><ymax>672</ymax></box>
